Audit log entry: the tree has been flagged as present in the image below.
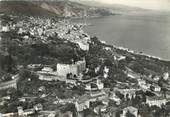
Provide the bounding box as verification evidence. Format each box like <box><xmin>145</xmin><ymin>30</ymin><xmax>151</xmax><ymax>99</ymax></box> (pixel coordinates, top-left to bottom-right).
<box><xmin>126</xmin><ymin>111</ymin><xmax>135</xmax><ymax>117</ymax></box>
<box><xmin>1</xmin><ymin>73</ymin><xmax>12</xmax><ymax>82</ymax></box>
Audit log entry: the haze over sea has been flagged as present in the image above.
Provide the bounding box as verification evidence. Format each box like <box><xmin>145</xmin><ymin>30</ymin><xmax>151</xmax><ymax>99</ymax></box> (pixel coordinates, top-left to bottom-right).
<box><xmin>73</xmin><ymin>14</ymin><xmax>170</xmax><ymax>60</ymax></box>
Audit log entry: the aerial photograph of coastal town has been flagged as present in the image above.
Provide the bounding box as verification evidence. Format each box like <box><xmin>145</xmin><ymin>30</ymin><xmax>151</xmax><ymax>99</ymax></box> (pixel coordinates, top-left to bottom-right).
<box><xmin>0</xmin><ymin>0</ymin><xmax>170</xmax><ymax>117</ymax></box>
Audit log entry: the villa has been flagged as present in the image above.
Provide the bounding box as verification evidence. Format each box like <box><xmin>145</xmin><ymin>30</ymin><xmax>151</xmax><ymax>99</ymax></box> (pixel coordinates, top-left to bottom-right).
<box><xmin>57</xmin><ymin>59</ymin><xmax>86</xmax><ymax>77</ymax></box>
<box><xmin>146</xmin><ymin>96</ymin><xmax>167</xmax><ymax>107</ymax></box>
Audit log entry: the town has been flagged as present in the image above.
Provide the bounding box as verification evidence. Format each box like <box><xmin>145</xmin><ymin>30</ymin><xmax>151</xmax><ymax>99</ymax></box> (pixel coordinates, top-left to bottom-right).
<box><xmin>1</xmin><ymin>14</ymin><xmax>170</xmax><ymax>117</ymax></box>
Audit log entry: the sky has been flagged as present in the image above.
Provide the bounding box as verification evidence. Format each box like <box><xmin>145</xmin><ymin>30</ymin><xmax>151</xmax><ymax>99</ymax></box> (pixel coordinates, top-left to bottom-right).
<box><xmin>73</xmin><ymin>0</ymin><xmax>170</xmax><ymax>11</ymax></box>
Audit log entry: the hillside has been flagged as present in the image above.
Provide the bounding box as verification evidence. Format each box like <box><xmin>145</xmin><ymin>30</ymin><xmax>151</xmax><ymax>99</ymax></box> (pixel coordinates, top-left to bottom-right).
<box><xmin>71</xmin><ymin>0</ymin><xmax>152</xmax><ymax>14</ymax></box>
<box><xmin>0</xmin><ymin>1</ymin><xmax>55</xmax><ymax>16</ymax></box>
<box><xmin>0</xmin><ymin>0</ymin><xmax>113</xmax><ymax>17</ymax></box>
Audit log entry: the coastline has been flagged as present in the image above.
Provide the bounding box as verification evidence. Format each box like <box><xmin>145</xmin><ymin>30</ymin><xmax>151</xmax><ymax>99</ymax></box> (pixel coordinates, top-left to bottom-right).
<box><xmin>79</xmin><ymin>20</ymin><xmax>170</xmax><ymax>62</ymax></box>
<box><xmin>111</xmin><ymin>44</ymin><xmax>170</xmax><ymax>62</ymax></box>
<box><xmin>83</xmin><ymin>29</ymin><xmax>170</xmax><ymax>62</ymax></box>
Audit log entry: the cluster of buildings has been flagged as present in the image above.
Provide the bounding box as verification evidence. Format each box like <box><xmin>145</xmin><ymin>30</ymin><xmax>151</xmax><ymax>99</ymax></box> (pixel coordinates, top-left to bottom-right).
<box><xmin>16</xmin><ymin>17</ymin><xmax>90</xmax><ymax>50</ymax></box>
<box><xmin>1</xmin><ymin>14</ymin><xmax>170</xmax><ymax>117</ymax></box>
<box><xmin>14</xmin><ymin>60</ymin><xmax>170</xmax><ymax>117</ymax></box>
<box><xmin>1</xmin><ymin>15</ymin><xmax>90</xmax><ymax>51</ymax></box>
<box><xmin>36</xmin><ymin>59</ymin><xmax>86</xmax><ymax>81</ymax></box>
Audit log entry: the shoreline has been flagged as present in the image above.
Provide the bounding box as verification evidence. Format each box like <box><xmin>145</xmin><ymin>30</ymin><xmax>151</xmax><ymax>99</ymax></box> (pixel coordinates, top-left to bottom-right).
<box><xmin>111</xmin><ymin>44</ymin><xmax>170</xmax><ymax>62</ymax></box>
<box><xmin>82</xmin><ymin>28</ymin><xmax>170</xmax><ymax>62</ymax></box>
<box><xmin>77</xmin><ymin>19</ymin><xmax>170</xmax><ymax>62</ymax></box>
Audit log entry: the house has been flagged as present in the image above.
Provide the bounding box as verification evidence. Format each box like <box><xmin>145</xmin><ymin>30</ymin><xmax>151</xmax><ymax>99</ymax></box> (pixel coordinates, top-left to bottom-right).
<box><xmin>94</xmin><ymin>105</ymin><xmax>107</xmax><ymax>114</ymax></box>
<box><xmin>38</xmin><ymin>73</ymin><xmax>60</xmax><ymax>81</ymax></box>
<box><xmin>95</xmin><ymin>66</ymin><xmax>100</xmax><ymax>74</ymax></box>
<box><xmin>38</xmin><ymin>66</ymin><xmax>57</xmax><ymax>75</ymax></box>
<box><xmin>17</xmin><ymin>106</ymin><xmax>24</xmax><ymax>116</ymax></box>
<box><xmin>17</xmin><ymin>104</ymin><xmax>42</xmax><ymax>116</ymax></box>
<box><xmin>41</xmin><ymin>67</ymin><xmax>54</xmax><ymax>73</ymax></box>
<box><xmin>27</xmin><ymin>64</ymin><xmax>42</xmax><ymax>70</ymax></box>
<box><xmin>23</xmin><ymin>109</ymin><xmax>35</xmax><ymax>116</ymax></box>
<box><xmin>0</xmin><ymin>78</ymin><xmax>18</xmax><ymax>90</ymax></box>
<box><xmin>89</xmin><ymin>91</ymin><xmax>107</xmax><ymax>102</ymax></box>
<box><xmin>117</xmin><ymin>56</ymin><xmax>126</xmax><ymax>61</ymax></box>
<box><xmin>146</xmin><ymin>96</ymin><xmax>167</xmax><ymax>107</ymax></box>
<box><xmin>97</xmin><ymin>79</ymin><xmax>104</xmax><ymax>90</ymax></box>
<box><xmin>138</xmin><ymin>79</ymin><xmax>151</xmax><ymax>90</ymax></box>
<box><xmin>76</xmin><ymin>41</ymin><xmax>89</xmax><ymax>51</ymax></box>
<box><xmin>121</xmin><ymin>106</ymin><xmax>138</xmax><ymax>117</ymax></box>
<box><xmin>1</xmin><ymin>25</ymin><xmax>10</xmax><ymax>32</ymax></box>
<box><xmin>114</xmin><ymin>88</ymin><xmax>140</xmax><ymax>100</ymax></box>
<box><xmin>38</xmin><ymin>86</ymin><xmax>46</xmax><ymax>92</ymax></box>
<box><xmin>1</xmin><ymin>112</ymin><xmax>16</xmax><ymax>117</ymax></box>
<box><xmin>66</xmin><ymin>79</ymin><xmax>77</xmax><ymax>85</ymax></box>
<box><xmin>138</xmin><ymin>79</ymin><xmax>146</xmax><ymax>86</ymax></box>
<box><xmin>163</xmin><ymin>72</ymin><xmax>169</xmax><ymax>80</ymax></box>
<box><xmin>75</xmin><ymin>99</ymin><xmax>90</xmax><ymax>112</ymax></box>
<box><xmin>103</xmin><ymin>66</ymin><xmax>109</xmax><ymax>78</ymax></box>
<box><xmin>37</xmin><ymin>66</ymin><xmax>64</xmax><ymax>81</ymax></box>
<box><xmin>85</xmin><ymin>79</ymin><xmax>104</xmax><ymax>90</ymax></box>
<box><xmin>48</xmin><ymin>113</ymin><xmax>56</xmax><ymax>117</ymax></box>
<box><xmin>150</xmin><ymin>84</ymin><xmax>161</xmax><ymax>92</ymax></box>
<box><xmin>85</xmin><ymin>83</ymin><xmax>92</xmax><ymax>90</ymax></box>
<box><xmin>104</xmin><ymin>47</ymin><xmax>112</xmax><ymax>51</ymax></box>
<box><xmin>152</xmin><ymin>76</ymin><xmax>160</xmax><ymax>81</ymax></box>
<box><xmin>57</xmin><ymin>59</ymin><xmax>86</xmax><ymax>77</ymax></box>
<box><xmin>104</xmin><ymin>66</ymin><xmax>109</xmax><ymax>74</ymax></box>
<box><xmin>33</xmin><ymin>103</ymin><xmax>43</xmax><ymax>111</ymax></box>
<box><xmin>109</xmin><ymin>92</ymin><xmax>121</xmax><ymax>105</ymax></box>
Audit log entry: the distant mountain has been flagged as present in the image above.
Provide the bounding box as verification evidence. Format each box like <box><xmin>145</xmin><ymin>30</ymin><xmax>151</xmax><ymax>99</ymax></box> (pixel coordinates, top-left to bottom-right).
<box><xmin>0</xmin><ymin>0</ymin><xmax>113</xmax><ymax>17</ymax></box>
<box><xmin>71</xmin><ymin>0</ymin><xmax>152</xmax><ymax>14</ymax></box>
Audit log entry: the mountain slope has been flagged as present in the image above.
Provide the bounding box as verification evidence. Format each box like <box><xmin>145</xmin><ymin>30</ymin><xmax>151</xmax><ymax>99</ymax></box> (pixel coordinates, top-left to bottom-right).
<box><xmin>71</xmin><ymin>0</ymin><xmax>151</xmax><ymax>14</ymax></box>
<box><xmin>0</xmin><ymin>1</ymin><xmax>113</xmax><ymax>17</ymax></box>
<box><xmin>0</xmin><ymin>1</ymin><xmax>56</xmax><ymax>16</ymax></box>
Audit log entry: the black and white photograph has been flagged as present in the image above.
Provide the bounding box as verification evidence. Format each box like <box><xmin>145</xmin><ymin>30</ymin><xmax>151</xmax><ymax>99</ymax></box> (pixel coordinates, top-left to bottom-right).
<box><xmin>0</xmin><ymin>0</ymin><xmax>170</xmax><ymax>117</ymax></box>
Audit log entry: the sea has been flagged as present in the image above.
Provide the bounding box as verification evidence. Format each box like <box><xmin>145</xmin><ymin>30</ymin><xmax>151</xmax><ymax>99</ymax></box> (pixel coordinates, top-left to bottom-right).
<box><xmin>72</xmin><ymin>13</ymin><xmax>170</xmax><ymax>61</ymax></box>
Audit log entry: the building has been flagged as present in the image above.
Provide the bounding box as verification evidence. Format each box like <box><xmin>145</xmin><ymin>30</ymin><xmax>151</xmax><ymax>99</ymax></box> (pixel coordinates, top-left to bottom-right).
<box><xmin>0</xmin><ymin>78</ymin><xmax>18</xmax><ymax>90</ymax></box>
<box><xmin>121</xmin><ymin>106</ymin><xmax>138</xmax><ymax>117</ymax></box>
<box><xmin>103</xmin><ymin>66</ymin><xmax>109</xmax><ymax>78</ymax></box>
<box><xmin>146</xmin><ymin>96</ymin><xmax>167</xmax><ymax>107</ymax></box>
<box><xmin>23</xmin><ymin>109</ymin><xmax>35</xmax><ymax>116</ymax></box>
<box><xmin>138</xmin><ymin>79</ymin><xmax>151</xmax><ymax>90</ymax></box>
<box><xmin>150</xmin><ymin>84</ymin><xmax>161</xmax><ymax>92</ymax></box>
<box><xmin>115</xmin><ymin>88</ymin><xmax>140</xmax><ymax>100</ymax></box>
<box><xmin>37</xmin><ymin>66</ymin><xmax>64</xmax><ymax>81</ymax></box>
<box><xmin>109</xmin><ymin>92</ymin><xmax>121</xmax><ymax>105</ymax></box>
<box><xmin>163</xmin><ymin>72</ymin><xmax>169</xmax><ymax>80</ymax></box>
<box><xmin>104</xmin><ymin>47</ymin><xmax>112</xmax><ymax>51</ymax></box>
<box><xmin>17</xmin><ymin>106</ymin><xmax>24</xmax><ymax>116</ymax></box>
<box><xmin>57</xmin><ymin>59</ymin><xmax>86</xmax><ymax>77</ymax></box>
<box><xmin>33</xmin><ymin>103</ymin><xmax>43</xmax><ymax>111</ymax></box>
<box><xmin>1</xmin><ymin>113</ymin><xmax>16</xmax><ymax>117</ymax></box>
<box><xmin>89</xmin><ymin>91</ymin><xmax>107</xmax><ymax>101</ymax></box>
<box><xmin>96</xmin><ymin>79</ymin><xmax>104</xmax><ymax>90</ymax></box>
<box><xmin>75</xmin><ymin>99</ymin><xmax>90</xmax><ymax>112</ymax></box>
<box><xmin>85</xmin><ymin>79</ymin><xmax>104</xmax><ymax>90</ymax></box>
<box><xmin>117</xmin><ymin>55</ymin><xmax>126</xmax><ymax>61</ymax></box>
<box><xmin>76</xmin><ymin>41</ymin><xmax>89</xmax><ymax>51</ymax></box>
<box><xmin>1</xmin><ymin>25</ymin><xmax>10</xmax><ymax>32</ymax></box>
<box><xmin>38</xmin><ymin>73</ymin><xmax>59</xmax><ymax>81</ymax></box>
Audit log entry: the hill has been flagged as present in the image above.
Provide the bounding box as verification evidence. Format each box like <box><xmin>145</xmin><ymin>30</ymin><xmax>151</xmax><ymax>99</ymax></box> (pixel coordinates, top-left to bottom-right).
<box><xmin>71</xmin><ymin>0</ymin><xmax>152</xmax><ymax>14</ymax></box>
<box><xmin>0</xmin><ymin>0</ymin><xmax>113</xmax><ymax>17</ymax></box>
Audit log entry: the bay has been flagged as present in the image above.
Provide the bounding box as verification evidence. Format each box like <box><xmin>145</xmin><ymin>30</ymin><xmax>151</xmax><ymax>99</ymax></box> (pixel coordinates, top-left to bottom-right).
<box><xmin>72</xmin><ymin>14</ymin><xmax>170</xmax><ymax>60</ymax></box>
